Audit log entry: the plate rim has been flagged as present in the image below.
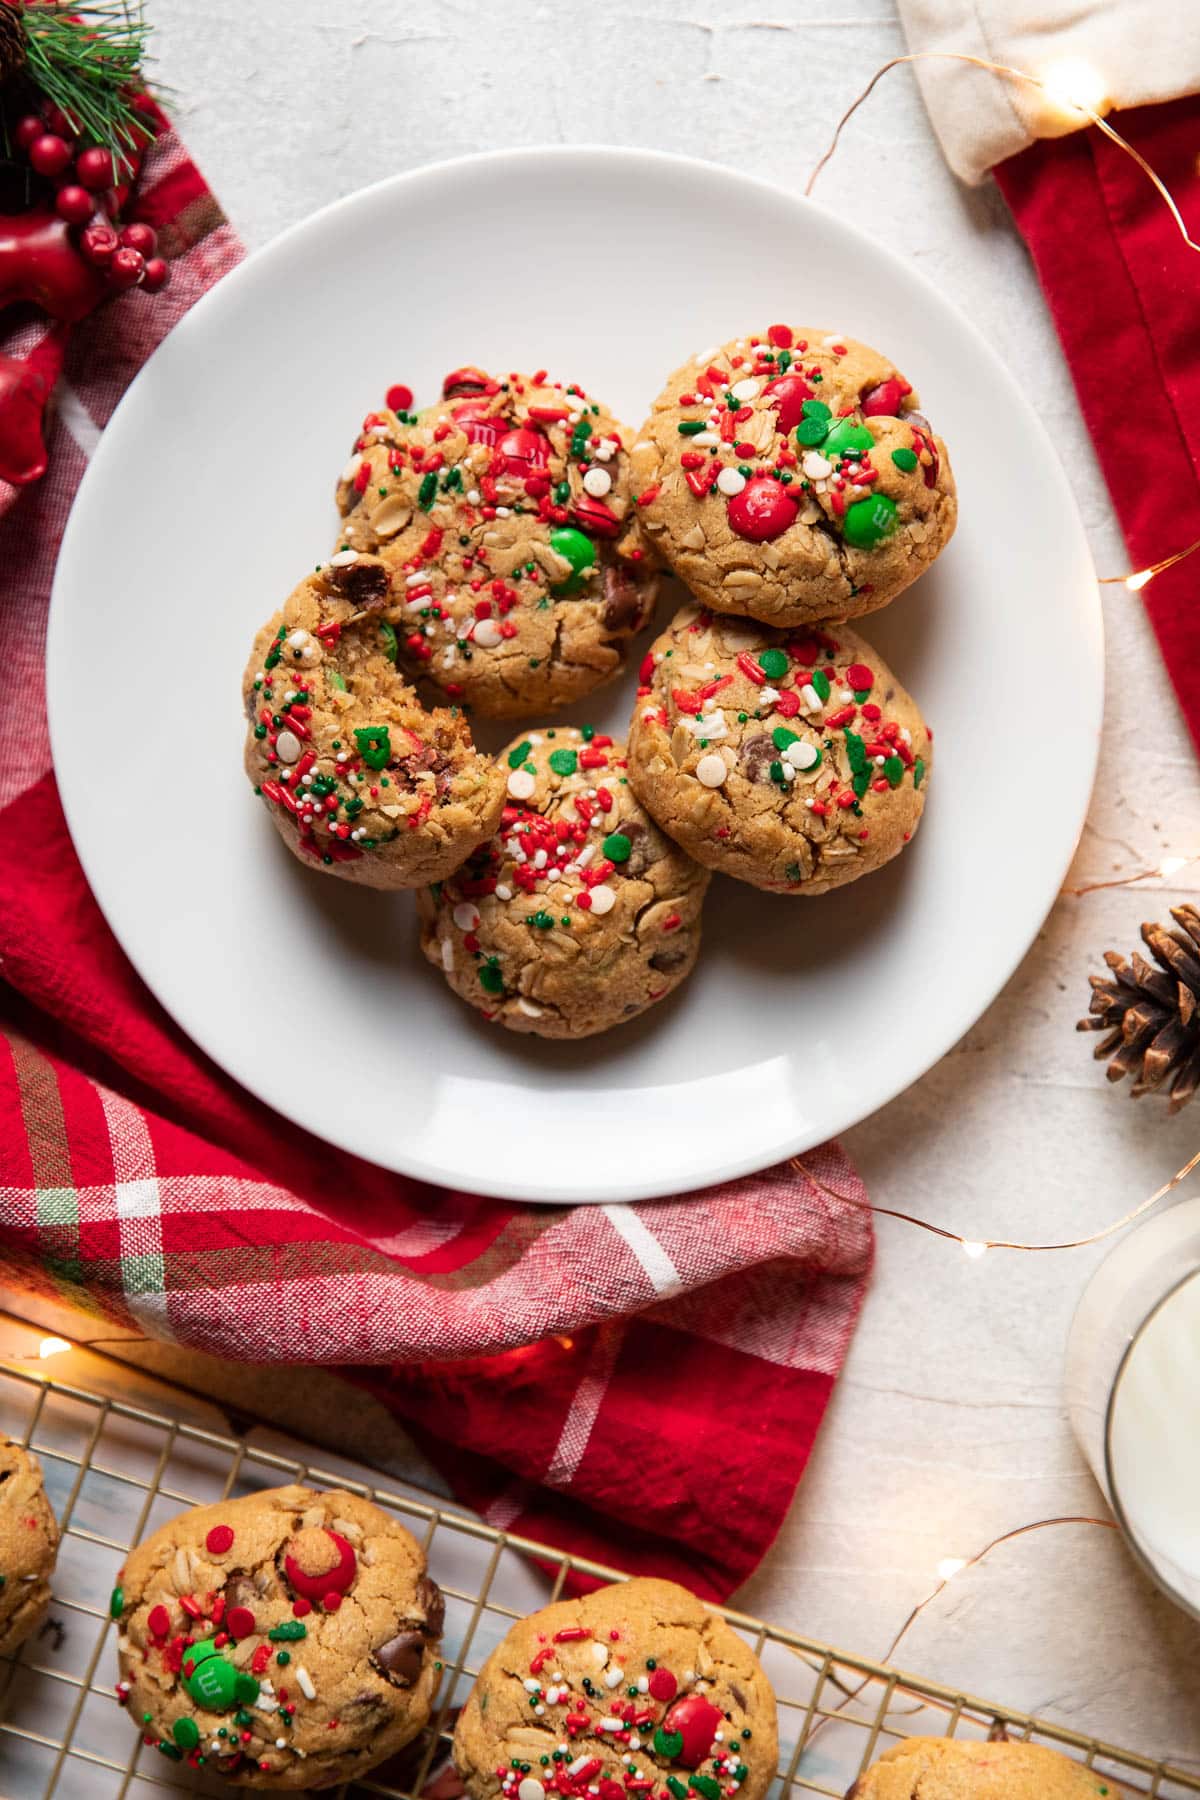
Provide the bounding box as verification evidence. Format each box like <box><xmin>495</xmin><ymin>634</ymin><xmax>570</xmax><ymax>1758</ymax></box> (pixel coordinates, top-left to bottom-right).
<box><xmin>46</xmin><ymin>142</ymin><xmax>1105</xmax><ymax>1202</ymax></box>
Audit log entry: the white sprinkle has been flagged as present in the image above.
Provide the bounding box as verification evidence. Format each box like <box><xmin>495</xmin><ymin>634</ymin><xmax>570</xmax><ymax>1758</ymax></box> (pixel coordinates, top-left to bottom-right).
<box><xmin>508</xmin><ymin>768</ymin><xmax>537</xmax><ymax>800</ymax></box>
<box><xmin>604</xmin><ymin>1666</ymin><xmax>625</xmax><ymax>1689</ymax></box>
<box><xmin>694</xmin><ymin>346</ymin><xmax>719</xmax><ymax>365</ymax></box>
<box><xmin>276</xmin><ymin>1737</ymin><xmax>287</xmax><ymax>1749</ymax></box>
<box><xmin>695</xmin><ymin>753</ymin><xmax>727</xmax><ymax>789</ymax></box>
<box><xmin>533</xmin><ymin>848</ymin><xmax>548</xmax><ymax>869</ymax></box>
<box><xmin>760</xmin><ymin>686</ymin><xmax>780</xmax><ymax>705</ymax></box>
<box><xmin>690</xmin><ymin>430</ymin><xmax>719</xmax><ymax>447</ymax></box>
<box><xmin>802</xmin><ymin>452</ymin><xmax>832</xmax><ymax>480</ymax></box>
<box><xmin>295</xmin><ymin>1665</ymin><xmax>317</xmax><ymax>1701</ymax></box>
<box><xmin>637</xmin><ymin>1676</ymin><xmax>650</xmax><ymax>1694</ymax></box>
<box><xmin>716</xmin><ymin>466</ymin><xmax>746</xmax><ymax>497</ymax></box>
<box><xmin>329</xmin><ymin>548</ymin><xmax>359</xmax><ymax>567</ymax></box>
<box><xmin>784</xmin><ymin>739</ymin><xmax>820</xmax><ymax>771</ymax></box>
<box><xmin>473</xmin><ymin>618</ymin><xmax>503</xmax><ymax>648</ymax></box>
<box><xmin>274</xmin><ymin>730</ymin><xmax>301</xmax><ymax>765</ymax></box>
<box><xmin>496</xmin><ymin>883</ymin><xmax>513</xmax><ymax>901</ymax></box>
<box><xmin>599</xmin><ymin>1717</ymin><xmax>622</xmax><ymax>1732</ymax></box>
<box><xmin>801</xmin><ymin>684</ymin><xmax>823</xmax><ymax>713</ymax></box>
<box><xmin>583</xmin><ymin>467</ymin><xmax>613</xmax><ymax>497</ymax></box>
<box><xmin>589</xmin><ymin>885</ymin><xmax>616</xmax><ymax>917</ymax></box>
<box><xmin>467</xmin><ymin>488</ymin><xmax>481</xmax><ymax>504</ymax></box>
<box><xmin>441</xmin><ymin>939</ymin><xmax>454</xmax><ymax>973</ymax></box>
<box><xmin>569</xmin><ymin>1757</ymin><xmax>593</xmax><ymax>1777</ymax></box>
<box><xmin>519</xmin><ymin>1782</ymin><xmax>546</xmax><ymax>1800</ymax></box>
<box><xmin>576</xmin><ymin>843</ymin><xmax>595</xmax><ymax>868</ymax></box>
<box><xmin>340</xmin><ymin>455</ymin><xmax>361</xmax><ymax>483</ymax></box>
<box><xmin>453</xmin><ymin>902</ymin><xmax>480</xmax><ymax>932</ymax></box>
<box><xmin>730</xmin><ymin>377</ymin><xmax>761</xmax><ymax>402</ymax></box>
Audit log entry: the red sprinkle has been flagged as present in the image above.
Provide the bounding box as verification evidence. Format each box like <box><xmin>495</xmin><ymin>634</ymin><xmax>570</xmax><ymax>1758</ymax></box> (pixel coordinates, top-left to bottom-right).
<box><xmin>205</xmin><ymin>1525</ymin><xmax>235</xmax><ymax>1555</ymax></box>
<box><xmin>227</xmin><ymin>1606</ymin><xmax>256</xmax><ymax>1640</ymax></box>
<box><xmin>147</xmin><ymin>1604</ymin><xmax>170</xmax><ymax>1639</ymax></box>
<box><xmin>386</xmin><ymin>383</ymin><xmax>414</xmax><ymax>412</ymax></box>
<box><xmin>553</xmin><ymin>1626</ymin><xmax>589</xmax><ymax>1642</ymax></box>
<box><xmin>736</xmin><ymin>653</ymin><xmax>766</xmax><ymax>685</ymax></box>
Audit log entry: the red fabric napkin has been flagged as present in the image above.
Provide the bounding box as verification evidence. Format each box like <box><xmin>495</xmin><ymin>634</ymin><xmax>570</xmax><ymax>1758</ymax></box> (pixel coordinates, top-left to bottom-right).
<box><xmin>0</xmin><ymin>120</ymin><xmax>875</xmax><ymax>1601</ymax></box>
<box><xmin>995</xmin><ymin>96</ymin><xmax>1200</xmax><ymax>753</ymax></box>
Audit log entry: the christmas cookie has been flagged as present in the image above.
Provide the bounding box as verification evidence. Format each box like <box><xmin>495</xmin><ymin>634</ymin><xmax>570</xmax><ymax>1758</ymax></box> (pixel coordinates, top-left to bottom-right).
<box><xmin>453</xmin><ymin>1578</ymin><xmax>777</xmax><ymax>1800</ymax></box>
<box><xmin>627</xmin><ymin>607</ymin><xmax>930</xmax><ymax>896</ymax></box>
<box><xmin>0</xmin><ymin>1439</ymin><xmax>59</xmax><ymax>1655</ymax></box>
<box><xmin>112</xmin><ymin>1484</ymin><xmax>443</xmax><ymax>1790</ymax></box>
<box><xmin>333</xmin><ymin>365</ymin><xmax>658</xmax><ymax>717</ymax></box>
<box><xmin>243</xmin><ymin>554</ymin><xmax>506</xmax><ymax>889</ymax></box>
<box><xmin>418</xmin><ymin>728</ymin><xmax>709</xmax><ymax>1037</ymax></box>
<box><xmin>847</xmin><ymin>1737</ymin><xmax>1122</xmax><ymax>1798</ymax></box>
<box><xmin>631</xmin><ymin>325</ymin><xmax>955</xmax><ymax>628</ymax></box>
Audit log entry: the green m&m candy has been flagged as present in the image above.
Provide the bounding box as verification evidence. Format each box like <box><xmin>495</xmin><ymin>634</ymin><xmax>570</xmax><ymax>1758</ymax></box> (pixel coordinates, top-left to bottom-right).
<box><xmin>822</xmin><ymin>418</ymin><xmax>874</xmax><ymax>460</ymax></box>
<box><xmin>172</xmin><ymin>1717</ymin><xmax>200</xmax><ymax>1751</ymax></box>
<box><xmin>843</xmin><ymin>494</ymin><xmax>899</xmax><ymax>550</ymax></box>
<box><xmin>183</xmin><ymin>1640</ymin><xmax>238</xmax><ymax>1712</ymax></box>
<box><xmin>549</xmin><ymin>526</ymin><xmax>596</xmax><ymax>595</ymax></box>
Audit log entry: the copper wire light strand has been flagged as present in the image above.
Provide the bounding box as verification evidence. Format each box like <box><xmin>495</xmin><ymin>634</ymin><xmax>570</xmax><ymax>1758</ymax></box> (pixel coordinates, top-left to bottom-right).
<box><xmin>792</xmin><ymin>1144</ymin><xmax>1200</xmax><ymax>1254</ymax></box>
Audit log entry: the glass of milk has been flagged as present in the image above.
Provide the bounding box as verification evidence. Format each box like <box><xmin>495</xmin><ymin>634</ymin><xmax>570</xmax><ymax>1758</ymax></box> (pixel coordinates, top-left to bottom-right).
<box><xmin>1066</xmin><ymin>1194</ymin><xmax>1200</xmax><ymax>1618</ymax></box>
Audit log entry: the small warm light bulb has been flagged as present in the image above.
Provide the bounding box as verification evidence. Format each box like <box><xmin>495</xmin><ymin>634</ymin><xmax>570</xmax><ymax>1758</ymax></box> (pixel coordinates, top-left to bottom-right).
<box><xmin>38</xmin><ymin>1336</ymin><xmax>71</xmax><ymax>1358</ymax></box>
<box><xmin>938</xmin><ymin>1557</ymin><xmax>968</xmax><ymax>1581</ymax></box>
<box><xmin>1038</xmin><ymin>57</ymin><xmax>1109</xmax><ymax>117</ymax></box>
<box><xmin>1125</xmin><ymin>567</ymin><xmax>1155</xmax><ymax>592</ymax></box>
<box><xmin>961</xmin><ymin>1240</ymin><xmax>989</xmax><ymax>1260</ymax></box>
<box><xmin>1160</xmin><ymin>855</ymin><xmax>1188</xmax><ymax>878</ymax></box>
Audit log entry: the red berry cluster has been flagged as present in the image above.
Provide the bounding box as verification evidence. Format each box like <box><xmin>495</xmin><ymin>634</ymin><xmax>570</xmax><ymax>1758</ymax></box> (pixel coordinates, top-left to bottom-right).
<box><xmin>10</xmin><ymin>98</ymin><xmax>168</xmax><ymax>294</ymax></box>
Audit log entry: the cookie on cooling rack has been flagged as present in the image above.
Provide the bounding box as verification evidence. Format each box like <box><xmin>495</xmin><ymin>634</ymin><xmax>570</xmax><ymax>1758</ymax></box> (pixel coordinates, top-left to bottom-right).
<box><xmin>453</xmin><ymin>1577</ymin><xmax>777</xmax><ymax>1800</ymax></box>
<box><xmin>627</xmin><ymin>606</ymin><xmax>930</xmax><ymax>895</ymax></box>
<box><xmin>0</xmin><ymin>1438</ymin><xmax>60</xmax><ymax>1654</ymax></box>
<box><xmin>112</xmin><ymin>1485</ymin><xmax>443</xmax><ymax>1790</ymax></box>
<box><xmin>847</xmin><ymin>1737</ymin><xmax>1123</xmax><ymax>1797</ymax></box>
<box><xmin>332</xmin><ymin>365</ymin><xmax>658</xmax><ymax>717</ymax></box>
<box><xmin>243</xmin><ymin>553</ymin><xmax>506</xmax><ymax>889</ymax></box>
<box><xmin>631</xmin><ymin>324</ymin><xmax>955</xmax><ymax>629</ymax></box>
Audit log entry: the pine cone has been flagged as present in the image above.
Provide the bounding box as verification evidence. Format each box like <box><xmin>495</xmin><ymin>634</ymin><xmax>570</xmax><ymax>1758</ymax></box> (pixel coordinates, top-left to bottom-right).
<box><xmin>1079</xmin><ymin>904</ymin><xmax>1200</xmax><ymax>1110</ymax></box>
<box><xmin>0</xmin><ymin>6</ymin><xmax>26</xmax><ymax>88</ymax></box>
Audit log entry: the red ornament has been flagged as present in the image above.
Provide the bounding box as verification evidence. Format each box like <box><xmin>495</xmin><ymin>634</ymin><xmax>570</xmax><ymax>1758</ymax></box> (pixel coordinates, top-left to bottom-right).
<box><xmin>119</xmin><ymin>221</ymin><xmax>156</xmax><ymax>256</ymax></box>
<box><xmin>860</xmin><ymin>376</ymin><xmax>912</xmax><ymax>418</ymax></box>
<box><xmin>727</xmin><ymin>475</ymin><xmax>799</xmax><ymax>542</ymax></box>
<box><xmin>661</xmin><ymin>1694</ymin><xmax>723</xmax><ymax>1768</ymax></box>
<box><xmin>75</xmin><ymin>145</ymin><xmax>114</xmax><ymax>191</ymax></box>
<box><xmin>762</xmin><ymin>371</ymin><xmax>815</xmax><ymax>433</ymax></box>
<box><xmin>29</xmin><ymin>135</ymin><xmax>73</xmax><ymax>179</ymax></box>
<box><xmin>107</xmin><ymin>246</ymin><xmax>145</xmax><ymax>290</ymax></box>
<box><xmin>54</xmin><ymin>185</ymin><xmax>94</xmax><ymax>226</ymax></box>
<box><xmin>284</xmin><ymin>1528</ymin><xmax>357</xmax><ymax>1603</ymax></box>
<box><xmin>495</xmin><ymin>424</ymin><xmax>549</xmax><ymax>479</ymax></box>
<box><xmin>386</xmin><ymin>382</ymin><xmax>414</xmax><ymax>412</ymax></box>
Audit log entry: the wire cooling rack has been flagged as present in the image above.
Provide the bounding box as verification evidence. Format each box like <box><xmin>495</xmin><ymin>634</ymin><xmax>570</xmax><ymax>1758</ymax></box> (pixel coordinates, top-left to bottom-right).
<box><xmin>0</xmin><ymin>1353</ymin><xmax>1195</xmax><ymax>1800</ymax></box>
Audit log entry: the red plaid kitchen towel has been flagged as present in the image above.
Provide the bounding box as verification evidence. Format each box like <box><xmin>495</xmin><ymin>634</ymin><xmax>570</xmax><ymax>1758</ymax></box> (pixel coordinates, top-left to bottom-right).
<box><xmin>0</xmin><ymin>118</ymin><xmax>875</xmax><ymax>1601</ymax></box>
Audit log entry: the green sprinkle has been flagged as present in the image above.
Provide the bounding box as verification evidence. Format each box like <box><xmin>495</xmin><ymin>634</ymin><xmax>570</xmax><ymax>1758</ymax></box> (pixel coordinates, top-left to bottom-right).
<box><xmin>268</xmin><ymin>1620</ymin><xmax>308</xmax><ymax>1642</ymax></box>
<box><xmin>812</xmin><ymin>669</ymin><xmax>831</xmax><ymax>703</ymax></box>
<box><xmin>666</xmin><ymin>1774</ymin><xmax>689</xmax><ymax>1795</ymax></box>
<box><xmin>158</xmin><ymin>1742</ymin><xmax>183</xmax><ymax>1762</ymax></box>
<box><xmin>769</xmin><ymin>760</ymin><xmax>787</xmax><ymax>786</ymax></box>
<box><xmin>548</xmin><ymin>748</ymin><xmax>578</xmax><ymax>776</ymax></box>
<box><xmin>677</xmin><ymin>421</ymin><xmax>706</xmax><ymax>435</ymax></box>
<box><xmin>603</xmin><ymin>832</ymin><xmax>631</xmax><ymax>863</ymax></box>
<box><xmin>353</xmin><ymin>726</ymin><xmax>391</xmax><ymax>771</ymax></box>
<box><xmin>275</xmin><ymin>1650</ymin><xmax>291</xmax><ymax>1665</ymax></box>
<box><xmin>891</xmin><ymin>446</ymin><xmax>919</xmax><ymax>472</ymax></box>
<box><xmin>378</xmin><ymin>622</ymin><xmax>399</xmax><ymax>663</ymax></box>
<box><xmin>507</xmin><ymin>740</ymin><xmax>532</xmax><ymax>769</ymax></box>
<box><xmin>173</xmin><ymin>1717</ymin><xmax>200</xmax><ymax>1751</ymax></box>
<box><xmin>883</xmin><ymin>755</ymin><xmax>904</xmax><ymax>788</ymax></box>
<box><xmin>109</xmin><ymin>1586</ymin><xmax>124</xmax><ymax>1620</ymax></box>
<box><xmin>418</xmin><ymin>471</ymin><xmax>438</xmax><ymax>509</ymax></box>
<box><xmin>914</xmin><ymin>756</ymin><xmax>927</xmax><ymax>789</ymax></box>
<box><xmin>772</xmin><ymin>727</ymin><xmax>799</xmax><ymax>751</ymax></box>
<box><xmin>758</xmin><ymin>647</ymin><xmax>788</xmax><ymax>680</ymax></box>
<box><xmin>690</xmin><ymin>1780</ymin><xmax>721</xmax><ymax>1799</ymax></box>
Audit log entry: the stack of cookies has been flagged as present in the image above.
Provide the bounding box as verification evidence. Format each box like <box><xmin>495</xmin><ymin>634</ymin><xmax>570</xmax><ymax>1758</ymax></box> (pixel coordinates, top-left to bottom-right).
<box><xmin>242</xmin><ymin>329</ymin><xmax>954</xmax><ymax>1038</ymax></box>
<box><xmin>106</xmin><ymin>1489</ymin><xmax>1119</xmax><ymax>1796</ymax></box>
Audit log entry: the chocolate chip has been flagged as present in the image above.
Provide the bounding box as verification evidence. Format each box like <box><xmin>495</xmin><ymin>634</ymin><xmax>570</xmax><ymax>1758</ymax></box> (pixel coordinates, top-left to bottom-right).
<box><xmin>416</xmin><ymin>1574</ymin><xmax>445</xmax><ymax>1639</ymax></box>
<box><xmin>221</xmin><ymin>1574</ymin><xmax>259</xmax><ymax>1611</ymax></box>
<box><xmin>347</xmin><ymin>1688</ymin><xmax>388</xmax><ymax>1713</ymax></box>
<box><xmin>649</xmin><ymin>948</ymin><xmax>687</xmax><ymax>973</ymax></box>
<box><xmin>372</xmin><ymin>1628</ymin><xmax>426</xmax><ymax>1687</ymax></box>
<box><xmin>738</xmin><ymin>733</ymin><xmax>775</xmax><ymax>784</ymax></box>
<box><xmin>326</xmin><ymin>560</ymin><xmax>390</xmax><ymax>607</ymax></box>
<box><xmin>601</xmin><ymin>563</ymin><xmax>651</xmax><ymax>634</ymax></box>
<box><xmin>729</xmin><ymin>1684</ymin><xmax>746</xmax><ymax>1711</ymax></box>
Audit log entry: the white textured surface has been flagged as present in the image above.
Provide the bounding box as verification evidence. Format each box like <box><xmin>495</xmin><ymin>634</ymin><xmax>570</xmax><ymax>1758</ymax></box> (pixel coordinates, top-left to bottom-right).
<box><xmin>150</xmin><ymin>0</ymin><xmax>1200</xmax><ymax>1763</ymax></box>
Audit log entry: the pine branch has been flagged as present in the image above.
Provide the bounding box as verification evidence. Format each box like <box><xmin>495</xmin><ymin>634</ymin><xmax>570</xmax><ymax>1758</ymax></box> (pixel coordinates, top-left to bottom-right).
<box><xmin>18</xmin><ymin>2</ymin><xmax>156</xmax><ymax>173</ymax></box>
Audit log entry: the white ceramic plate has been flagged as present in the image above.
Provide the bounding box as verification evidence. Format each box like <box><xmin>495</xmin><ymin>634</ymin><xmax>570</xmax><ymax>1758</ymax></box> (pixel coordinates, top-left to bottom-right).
<box><xmin>47</xmin><ymin>147</ymin><xmax>1103</xmax><ymax>1203</ymax></box>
